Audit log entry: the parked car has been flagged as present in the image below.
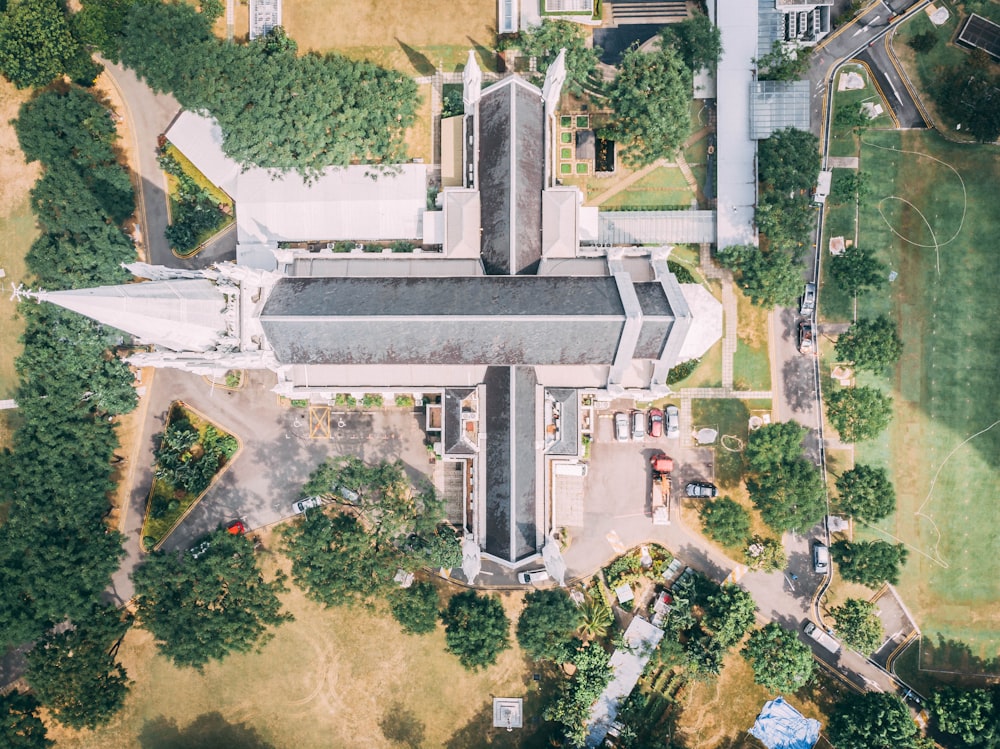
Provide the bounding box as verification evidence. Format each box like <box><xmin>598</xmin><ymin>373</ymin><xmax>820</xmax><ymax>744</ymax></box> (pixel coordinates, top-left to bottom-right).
<box><xmin>799</xmin><ymin>282</ymin><xmax>817</xmax><ymax>316</ymax></box>
<box><xmin>291</xmin><ymin>496</ymin><xmax>324</xmax><ymax>515</ymax></box>
<box><xmin>614</xmin><ymin>411</ymin><xmax>629</xmax><ymax>442</ymax></box>
<box><xmin>647</xmin><ymin>408</ymin><xmax>664</xmax><ymax>438</ymax></box>
<box><xmin>225</xmin><ymin>520</ymin><xmax>246</xmax><ymax>535</ymax></box>
<box><xmin>631</xmin><ymin>409</ymin><xmax>645</xmax><ymax>440</ymax></box>
<box><xmin>665</xmin><ymin>405</ymin><xmax>680</xmax><ymax>439</ymax></box>
<box><xmin>798</xmin><ymin>320</ymin><xmax>815</xmax><ymax>354</ymax></box>
<box><xmin>685</xmin><ymin>481</ymin><xmax>718</xmax><ymax>498</ymax></box>
<box><xmin>337</xmin><ymin>485</ymin><xmax>360</xmax><ymax>504</ymax></box>
<box><xmin>517</xmin><ymin>568</ymin><xmax>549</xmax><ymax>585</ymax></box>
<box><xmin>812</xmin><ymin>542</ymin><xmax>830</xmax><ymax>574</ymax></box>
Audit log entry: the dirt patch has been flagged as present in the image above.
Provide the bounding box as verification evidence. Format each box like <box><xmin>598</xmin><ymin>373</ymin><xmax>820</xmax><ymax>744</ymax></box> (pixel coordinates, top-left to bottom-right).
<box><xmin>0</xmin><ymin>80</ymin><xmax>39</xmax><ymax>221</ymax></box>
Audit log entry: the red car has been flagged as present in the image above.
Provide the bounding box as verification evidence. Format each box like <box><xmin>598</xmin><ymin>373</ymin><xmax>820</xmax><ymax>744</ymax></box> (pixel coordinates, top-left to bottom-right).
<box><xmin>647</xmin><ymin>408</ymin><xmax>664</xmax><ymax>438</ymax></box>
<box><xmin>226</xmin><ymin>520</ymin><xmax>246</xmax><ymax>535</ymax></box>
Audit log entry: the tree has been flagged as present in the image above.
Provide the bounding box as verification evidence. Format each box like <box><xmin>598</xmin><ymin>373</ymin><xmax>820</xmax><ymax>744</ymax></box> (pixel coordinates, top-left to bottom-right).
<box><xmin>75</xmin><ymin>0</ymin><xmax>135</xmax><ymax>57</ymax></box>
<box><xmin>703</xmin><ymin>584</ymin><xmax>756</xmax><ymax>648</ymax></box>
<box><xmin>660</xmin><ymin>12</ymin><xmax>722</xmax><ymax>72</ymax></box>
<box><xmin>742</xmin><ymin>622</ymin><xmax>814</xmax><ymax>692</ymax></box>
<box><xmin>744</xmin><ymin>535</ymin><xmax>787</xmax><ymax>572</ymax></box>
<box><xmin>26</xmin><ymin>605</ymin><xmax>131</xmax><ymax>728</ymax></box>
<box><xmin>930</xmin><ymin>687</ymin><xmax>999</xmax><ymax>748</ymax></box>
<box><xmin>600</xmin><ymin>45</ymin><xmax>692</xmax><ymax>168</ymax></box>
<box><xmin>940</xmin><ymin>66</ymin><xmax>1000</xmax><ymax>143</ymax></box>
<box><xmin>834</xmin><ymin>316</ymin><xmax>902</xmax><ymax>372</ymax></box>
<box><xmin>441</xmin><ymin>591</ymin><xmax>511</xmax><ymax>670</ymax></box>
<box><xmin>389</xmin><ymin>581</ymin><xmax>440</xmax><ymax>635</ymax></box>
<box><xmin>747</xmin><ymin>457</ymin><xmax>826</xmax><ymax>533</ymax></box>
<box><xmin>830</xmin><ymin>598</ymin><xmax>884</xmax><ymax>655</ymax></box>
<box><xmin>826</xmin><ymin>386</ymin><xmax>893</xmax><ymax>442</ymax></box>
<box><xmin>544</xmin><ymin>644</ymin><xmax>613</xmax><ymax>745</ymax></box>
<box><xmin>831</xmin><ymin>170</ymin><xmax>871</xmax><ymax>204</ymax></box>
<box><xmin>754</xmin><ymin>40</ymin><xmax>811</xmax><ymax>81</ymax></box>
<box><xmin>830</xmin><ymin>245</ymin><xmax>888</xmax><ymax>296</ymax></box>
<box><xmin>281</xmin><ymin>510</ymin><xmax>401</xmax><ymax>606</ymax></box>
<box><xmin>408</xmin><ymin>523</ymin><xmax>462</xmax><ymax>568</ymax></box>
<box><xmin>832</xmin><ymin>539</ymin><xmax>908</xmax><ymax>587</ymax></box>
<box><xmin>0</xmin><ymin>691</ymin><xmax>52</xmax><ymax>749</ymax></box>
<box><xmin>516</xmin><ymin>589</ymin><xmax>581</xmax><ymax>662</ymax></box>
<box><xmin>0</xmin><ymin>0</ymin><xmax>94</xmax><ymax>89</ymax></box>
<box><xmin>834</xmin><ymin>104</ymin><xmax>871</xmax><ymax>135</ymax></box>
<box><xmin>755</xmin><ymin>191</ymin><xmax>817</xmax><ymax>251</ymax></box>
<box><xmin>908</xmin><ymin>30</ymin><xmax>937</xmax><ymax>53</ymax></box>
<box><xmin>828</xmin><ymin>692</ymin><xmax>920</xmax><ymax>749</ymax></box>
<box><xmin>700</xmin><ymin>497</ymin><xmax>751</xmax><ymax>547</ymax></box>
<box><xmin>517</xmin><ymin>19</ymin><xmax>601</xmax><ymax>97</ymax></box>
<box><xmin>717</xmin><ymin>244</ymin><xmax>802</xmax><ymax>308</ymax></box>
<box><xmin>133</xmin><ymin>531</ymin><xmax>291</xmax><ymax>669</ymax></box>
<box><xmin>835</xmin><ymin>464</ymin><xmax>896</xmax><ymax>522</ymax></box>
<box><xmin>577</xmin><ymin>588</ymin><xmax>613</xmax><ymax>641</ymax></box>
<box><xmin>758</xmin><ymin>127</ymin><xmax>821</xmax><ymax>193</ymax></box>
<box><xmin>745</xmin><ymin>421</ymin><xmax>807</xmax><ymax>471</ymax></box>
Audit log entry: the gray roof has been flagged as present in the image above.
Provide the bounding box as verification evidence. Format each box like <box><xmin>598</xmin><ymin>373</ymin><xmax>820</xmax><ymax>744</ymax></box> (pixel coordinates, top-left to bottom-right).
<box><xmin>259</xmin><ymin>276</ymin><xmax>630</xmax><ymax>366</ymax></box>
<box><xmin>545</xmin><ymin>388</ymin><xmax>579</xmax><ymax>456</ymax></box>
<box><xmin>477</xmin><ymin>78</ymin><xmax>545</xmax><ymax>275</ymax></box>
<box><xmin>483</xmin><ymin>366</ymin><xmax>538</xmax><ymax>562</ymax></box>
<box><xmin>750</xmin><ymin>80</ymin><xmax>812</xmax><ymax>140</ymax></box>
<box><xmin>597</xmin><ymin>211</ymin><xmax>717</xmax><ymax>245</ymax></box>
<box><xmin>758</xmin><ymin>0</ymin><xmax>785</xmax><ymax>51</ymax></box>
<box><xmin>444</xmin><ymin>388</ymin><xmax>477</xmax><ymax>455</ymax></box>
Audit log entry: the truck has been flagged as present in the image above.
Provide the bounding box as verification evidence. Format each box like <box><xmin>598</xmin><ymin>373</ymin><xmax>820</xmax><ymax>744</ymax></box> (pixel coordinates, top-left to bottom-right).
<box><xmin>803</xmin><ymin>621</ymin><xmax>841</xmax><ymax>655</ymax></box>
<box><xmin>650</xmin><ymin>453</ymin><xmax>673</xmax><ymax>525</ymax></box>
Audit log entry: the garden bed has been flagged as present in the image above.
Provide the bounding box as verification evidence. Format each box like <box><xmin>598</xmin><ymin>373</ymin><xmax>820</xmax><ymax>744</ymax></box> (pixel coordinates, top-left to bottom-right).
<box><xmin>141</xmin><ymin>402</ymin><xmax>239</xmax><ymax>550</ymax></box>
<box><xmin>160</xmin><ymin>143</ymin><xmax>234</xmax><ymax>257</ymax></box>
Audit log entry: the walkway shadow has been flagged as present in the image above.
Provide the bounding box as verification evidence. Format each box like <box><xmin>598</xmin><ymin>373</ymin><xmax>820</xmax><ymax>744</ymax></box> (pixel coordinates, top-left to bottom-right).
<box><xmin>396</xmin><ymin>39</ymin><xmax>435</xmax><ymax>76</ymax></box>
<box><xmin>139</xmin><ymin>713</ymin><xmax>275</xmax><ymax>749</ymax></box>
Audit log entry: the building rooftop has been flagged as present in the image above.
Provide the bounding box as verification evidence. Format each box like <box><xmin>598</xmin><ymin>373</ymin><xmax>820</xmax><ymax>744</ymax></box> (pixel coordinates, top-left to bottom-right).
<box><xmin>749</xmin><ymin>80</ymin><xmax>812</xmax><ymax>139</ymax></box>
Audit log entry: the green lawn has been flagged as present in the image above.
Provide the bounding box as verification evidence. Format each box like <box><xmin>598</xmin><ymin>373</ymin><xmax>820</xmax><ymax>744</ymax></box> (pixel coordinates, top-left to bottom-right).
<box><xmin>828</xmin><ymin>63</ymin><xmax>895</xmax><ymax>158</ymax></box>
<box><xmin>602</xmin><ymin>166</ymin><xmax>695</xmax><ymax>210</ymax></box>
<box><xmin>734</xmin><ymin>286</ymin><xmax>771</xmax><ymax>391</ymax></box>
<box><xmin>844</xmin><ymin>130</ymin><xmax>1000</xmax><ymax>670</ymax></box>
<box><xmin>671</xmin><ymin>342</ymin><xmax>723</xmax><ymax>390</ymax></box>
<box><xmin>0</xmin><ymin>201</ymin><xmax>35</xmax><ymax>400</ymax></box>
<box><xmin>690</xmin><ymin>399</ymin><xmax>751</xmax><ymax>487</ymax></box>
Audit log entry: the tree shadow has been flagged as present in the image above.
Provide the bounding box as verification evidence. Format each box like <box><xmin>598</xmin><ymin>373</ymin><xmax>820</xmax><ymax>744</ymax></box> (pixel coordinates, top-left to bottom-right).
<box><xmin>139</xmin><ymin>712</ymin><xmax>275</xmax><ymax>749</ymax></box>
<box><xmin>919</xmin><ymin>633</ymin><xmax>1000</xmax><ymax>679</ymax></box>
<box><xmin>396</xmin><ymin>39</ymin><xmax>435</xmax><ymax>76</ymax></box>
<box><xmin>379</xmin><ymin>701</ymin><xmax>426</xmax><ymax>748</ymax></box>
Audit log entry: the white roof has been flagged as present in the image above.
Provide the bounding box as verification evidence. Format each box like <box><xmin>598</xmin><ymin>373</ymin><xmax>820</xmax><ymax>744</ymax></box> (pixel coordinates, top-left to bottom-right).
<box><xmin>443</xmin><ymin>189</ymin><xmax>482</xmax><ymax>257</ymax></box>
<box><xmin>597</xmin><ymin>210</ymin><xmax>716</xmax><ymax>245</ymax></box>
<box><xmin>716</xmin><ymin>0</ymin><xmax>759</xmax><ymax>248</ymax></box>
<box><xmin>542</xmin><ymin>188</ymin><xmax>579</xmax><ymax>257</ymax></box>
<box><xmin>677</xmin><ymin>283</ymin><xmax>724</xmax><ymax>362</ymax></box>
<box><xmin>165</xmin><ymin>112</ymin><xmax>428</xmax><ymax>245</ymax></box>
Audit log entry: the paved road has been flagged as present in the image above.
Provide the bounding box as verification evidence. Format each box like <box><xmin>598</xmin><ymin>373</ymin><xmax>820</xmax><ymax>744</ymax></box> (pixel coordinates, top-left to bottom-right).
<box><xmin>101</xmin><ymin>59</ymin><xmax>236</xmax><ymax>270</ymax></box>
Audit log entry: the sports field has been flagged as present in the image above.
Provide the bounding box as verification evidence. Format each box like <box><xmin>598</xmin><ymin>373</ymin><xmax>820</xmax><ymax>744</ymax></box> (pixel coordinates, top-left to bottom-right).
<box><xmin>846</xmin><ymin>130</ymin><xmax>1000</xmax><ymax>672</ymax></box>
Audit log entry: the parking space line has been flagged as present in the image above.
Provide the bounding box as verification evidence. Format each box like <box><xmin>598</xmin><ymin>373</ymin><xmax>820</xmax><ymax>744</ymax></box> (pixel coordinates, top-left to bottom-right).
<box><xmin>308</xmin><ymin>406</ymin><xmax>331</xmax><ymax>439</ymax></box>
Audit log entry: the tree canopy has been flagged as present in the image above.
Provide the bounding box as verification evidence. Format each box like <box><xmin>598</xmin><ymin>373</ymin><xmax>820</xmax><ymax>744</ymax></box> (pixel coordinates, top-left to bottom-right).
<box><xmin>742</xmin><ymin>622</ymin><xmax>814</xmax><ymax>693</ymax></box>
<box><xmin>0</xmin><ymin>691</ymin><xmax>52</xmax><ymax>749</ymax></box>
<box><xmin>660</xmin><ymin>12</ymin><xmax>722</xmax><ymax>72</ymax></box>
<box><xmin>828</xmin><ymin>692</ymin><xmax>920</xmax><ymax>749</ymax></box>
<box><xmin>717</xmin><ymin>244</ymin><xmax>802</xmax><ymax>308</ymax></box>
<box><xmin>832</xmin><ymin>539</ymin><xmax>908</xmax><ymax>587</ymax></box>
<box><xmin>758</xmin><ymin>127</ymin><xmax>821</xmax><ymax>193</ymax></box>
<box><xmin>831</xmin><ymin>598</ymin><xmax>884</xmax><ymax>655</ymax></box>
<box><xmin>544</xmin><ymin>644</ymin><xmax>612</xmax><ymax>746</ymax></box>
<box><xmin>700</xmin><ymin>497</ymin><xmax>751</xmax><ymax>547</ymax></box>
<box><xmin>441</xmin><ymin>591</ymin><xmax>511</xmax><ymax>670</ymax></box>
<box><xmin>133</xmin><ymin>531</ymin><xmax>291</xmax><ymax>669</ymax></box>
<box><xmin>834</xmin><ymin>316</ymin><xmax>903</xmax><ymax>372</ymax></box>
<box><xmin>26</xmin><ymin>605</ymin><xmax>131</xmax><ymax>729</ymax></box>
<box><xmin>0</xmin><ymin>0</ymin><xmax>99</xmax><ymax>89</ymax></box>
<box><xmin>600</xmin><ymin>44</ymin><xmax>692</xmax><ymax>168</ymax></box>
<box><xmin>930</xmin><ymin>687</ymin><xmax>999</xmax><ymax>748</ymax></box>
<box><xmin>835</xmin><ymin>464</ymin><xmax>896</xmax><ymax>522</ymax></box>
<box><xmin>744</xmin><ymin>535</ymin><xmax>787</xmax><ymax>572</ymax></box>
<box><xmin>516</xmin><ymin>19</ymin><xmax>601</xmax><ymax>97</ymax></box>
<box><xmin>115</xmin><ymin>0</ymin><xmax>418</xmax><ymax>174</ymax></box>
<box><xmin>389</xmin><ymin>581</ymin><xmax>440</xmax><ymax>635</ymax></box>
<box><xmin>745</xmin><ymin>421</ymin><xmax>808</xmax><ymax>470</ymax></box>
<box><xmin>747</xmin><ymin>457</ymin><xmax>826</xmax><ymax>533</ymax></box>
<box><xmin>754</xmin><ymin>40</ymin><xmax>811</xmax><ymax>81</ymax></box>
<box><xmin>938</xmin><ymin>64</ymin><xmax>1000</xmax><ymax>143</ymax></box>
<box><xmin>516</xmin><ymin>589</ymin><xmax>581</xmax><ymax>662</ymax></box>
<box><xmin>829</xmin><ymin>245</ymin><xmax>888</xmax><ymax>296</ymax></box>
<box><xmin>755</xmin><ymin>192</ymin><xmax>817</xmax><ymax>252</ymax></box>
<box><xmin>826</xmin><ymin>386</ymin><xmax>893</xmax><ymax>442</ymax></box>
<box><xmin>702</xmin><ymin>584</ymin><xmax>756</xmax><ymax>648</ymax></box>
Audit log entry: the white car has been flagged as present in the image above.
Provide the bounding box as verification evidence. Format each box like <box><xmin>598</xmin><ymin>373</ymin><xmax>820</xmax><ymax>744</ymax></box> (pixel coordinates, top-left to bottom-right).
<box><xmin>614</xmin><ymin>412</ymin><xmax>630</xmax><ymax>442</ymax></box>
<box><xmin>665</xmin><ymin>405</ymin><xmax>680</xmax><ymax>439</ymax></box>
<box><xmin>291</xmin><ymin>496</ymin><xmax>323</xmax><ymax>515</ymax></box>
<box><xmin>517</xmin><ymin>569</ymin><xmax>549</xmax><ymax>585</ymax></box>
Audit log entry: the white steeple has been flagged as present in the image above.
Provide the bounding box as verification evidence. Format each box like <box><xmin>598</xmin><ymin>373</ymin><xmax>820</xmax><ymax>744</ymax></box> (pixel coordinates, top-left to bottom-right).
<box><xmin>463</xmin><ymin>49</ymin><xmax>482</xmax><ymax>115</ymax></box>
<box><xmin>542</xmin><ymin>48</ymin><xmax>567</xmax><ymax>118</ymax></box>
<box><xmin>36</xmin><ymin>278</ymin><xmax>230</xmax><ymax>353</ymax></box>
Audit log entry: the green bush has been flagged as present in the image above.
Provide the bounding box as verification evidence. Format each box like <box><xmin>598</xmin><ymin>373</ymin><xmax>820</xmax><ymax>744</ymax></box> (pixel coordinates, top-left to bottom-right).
<box><xmin>332</xmin><ymin>241</ymin><xmax>355</xmax><ymax>253</ymax></box>
<box><xmin>391</xmin><ymin>240</ymin><xmax>415</xmax><ymax>253</ymax></box>
<box><xmin>334</xmin><ymin>394</ymin><xmax>356</xmax><ymax>407</ymax></box>
<box><xmin>362</xmin><ymin>394</ymin><xmax>383</xmax><ymax>408</ymax></box>
<box><xmin>394</xmin><ymin>395</ymin><xmax>414</xmax><ymax>408</ymax></box>
<box><xmin>666</xmin><ymin>358</ymin><xmax>700</xmax><ymax>384</ymax></box>
<box><xmin>667</xmin><ymin>260</ymin><xmax>695</xmax><ymax>284</ymax></box>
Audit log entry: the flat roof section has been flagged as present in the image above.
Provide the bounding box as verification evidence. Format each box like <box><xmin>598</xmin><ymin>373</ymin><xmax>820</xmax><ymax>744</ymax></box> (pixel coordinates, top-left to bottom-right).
<box><xmin>958</xmin><ymin>14</ymin><xmax>1000</xmax><ymax>59</ymax></box>
<box><xmin>749</xmin><ymin>80</ymin><xmax>812</xmax><ymax>140</ymax></box>
<box><xmin>716</xmin><ymin>0</ymin><xmax>759</xmax><ymax>248</ymax></box>
<box><xmin>596</xmin><ymin>210</ymin><xmax>716</xmax><ymax>245</ymax></box>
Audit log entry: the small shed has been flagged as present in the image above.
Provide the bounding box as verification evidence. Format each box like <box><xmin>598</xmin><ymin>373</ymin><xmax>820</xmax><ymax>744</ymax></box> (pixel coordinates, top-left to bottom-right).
<box><xmin>576</xmin><ymin>130</ymin><xmax>596</xmax><ymax>161</ymax></box>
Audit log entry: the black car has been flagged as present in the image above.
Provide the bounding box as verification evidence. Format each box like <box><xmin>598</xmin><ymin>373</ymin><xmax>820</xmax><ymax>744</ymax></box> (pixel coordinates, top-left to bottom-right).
<box><xmin>685</xmin><ymin>481</ymin><xmax>718</xmax><ymax>498</ymax></box>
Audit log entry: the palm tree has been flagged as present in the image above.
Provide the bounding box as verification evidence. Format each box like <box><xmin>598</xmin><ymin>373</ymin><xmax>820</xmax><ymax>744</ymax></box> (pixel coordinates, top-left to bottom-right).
<box><xmin>577</xmin><ymin>589</ymin><xmax>612</xmax><ymax>641</ymax></box>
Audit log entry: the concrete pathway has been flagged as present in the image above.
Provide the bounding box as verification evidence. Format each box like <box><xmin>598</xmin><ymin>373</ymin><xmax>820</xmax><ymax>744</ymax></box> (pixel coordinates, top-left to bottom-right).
<box><xmin>827</xmin><ymin>156</ymin><xmax>859</xmax><ymax>169</ymax></box>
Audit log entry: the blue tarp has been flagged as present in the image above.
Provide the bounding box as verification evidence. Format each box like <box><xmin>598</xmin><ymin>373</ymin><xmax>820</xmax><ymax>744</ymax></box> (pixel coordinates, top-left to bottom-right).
<box><xmin>749</xmin><ymin>697</ymin><xmax>821</xmax><ymax>749</ymax></box>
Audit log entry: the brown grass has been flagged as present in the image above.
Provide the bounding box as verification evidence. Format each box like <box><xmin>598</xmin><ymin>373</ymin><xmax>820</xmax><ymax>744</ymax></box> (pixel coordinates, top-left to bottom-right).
<box><xmin>47</xmin><ymin>548</ymin><xmax>536</xmax><ymax>748</ymax></box>
<box><xmin>405</xmin><ymin>85</ymin><xmax>433</xmax><ymax>163</ymax></box>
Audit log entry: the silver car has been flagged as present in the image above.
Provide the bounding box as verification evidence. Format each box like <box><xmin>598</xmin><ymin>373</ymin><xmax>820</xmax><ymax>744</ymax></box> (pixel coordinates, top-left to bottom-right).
<box><xmin>291</xmin><ymin>496</ymin><xmax>323</xmax><ymax>514</ymax></box>
<box><xmin>614</xmin><ymin>411</ymin><xmax>630</xmax><ymax>442</ymax></box>
<box><xmin>665</xmin><ymin>405</ymin><xmax>680</xmax><ymax>439</ymax></box>
<box><xmin>799</xmin><ymin>282</ymin><xmax>817</xmax><ymax>316</ymax></box>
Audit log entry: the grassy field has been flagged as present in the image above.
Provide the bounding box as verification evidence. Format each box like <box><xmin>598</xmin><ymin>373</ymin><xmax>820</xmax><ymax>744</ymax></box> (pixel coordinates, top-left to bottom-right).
<box><xmin>602</xmin><ymin>166</ymin><xmax>696</xmax><ymax>210</ymax></box>
<box><xmin>837</xmin><ymin>130</ymin><xmax>1000</xmax><ymax>671</ymax></box>
<box><xmin>48</xmin><ymin>546</ymin><xmax>546</xmax><ymax>748</ymax></box>
<box><xmin>281</xmin><ymin>0</ymin><xmax>498</xmax><ymax>74</ymax></box>
<box><xmin>827</xmin><ymin>63</ymin><xmax>895</xmax><ymax>158</ymax></box>
<box><xmin>733</xmin><ymin>287</ymin><xmax>771</xmax><ymax>391</ymax></box>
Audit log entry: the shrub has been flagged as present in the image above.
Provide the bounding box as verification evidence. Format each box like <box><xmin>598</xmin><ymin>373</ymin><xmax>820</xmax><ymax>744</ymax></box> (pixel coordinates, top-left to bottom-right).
<box><xmin>362</xmin><ymin>394</ymin><xmax>383</xmax><ymax>408</ymax></box>
<box><xmin>666</xmin><ymin>357</ymin><xmax>700</xmax><ymax>384</ymax></box>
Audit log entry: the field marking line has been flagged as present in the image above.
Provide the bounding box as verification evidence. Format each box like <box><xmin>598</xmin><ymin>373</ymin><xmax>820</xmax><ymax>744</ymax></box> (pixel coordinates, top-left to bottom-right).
<box><xmin>915</xmin><ymin>418</ymin><xmax>1000</xmax><ymax>568</ymax></box>
<box><xmin>876</xmin><ymin>196</ymin><xmax>940</xmax><ymax>274</ymax></box>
